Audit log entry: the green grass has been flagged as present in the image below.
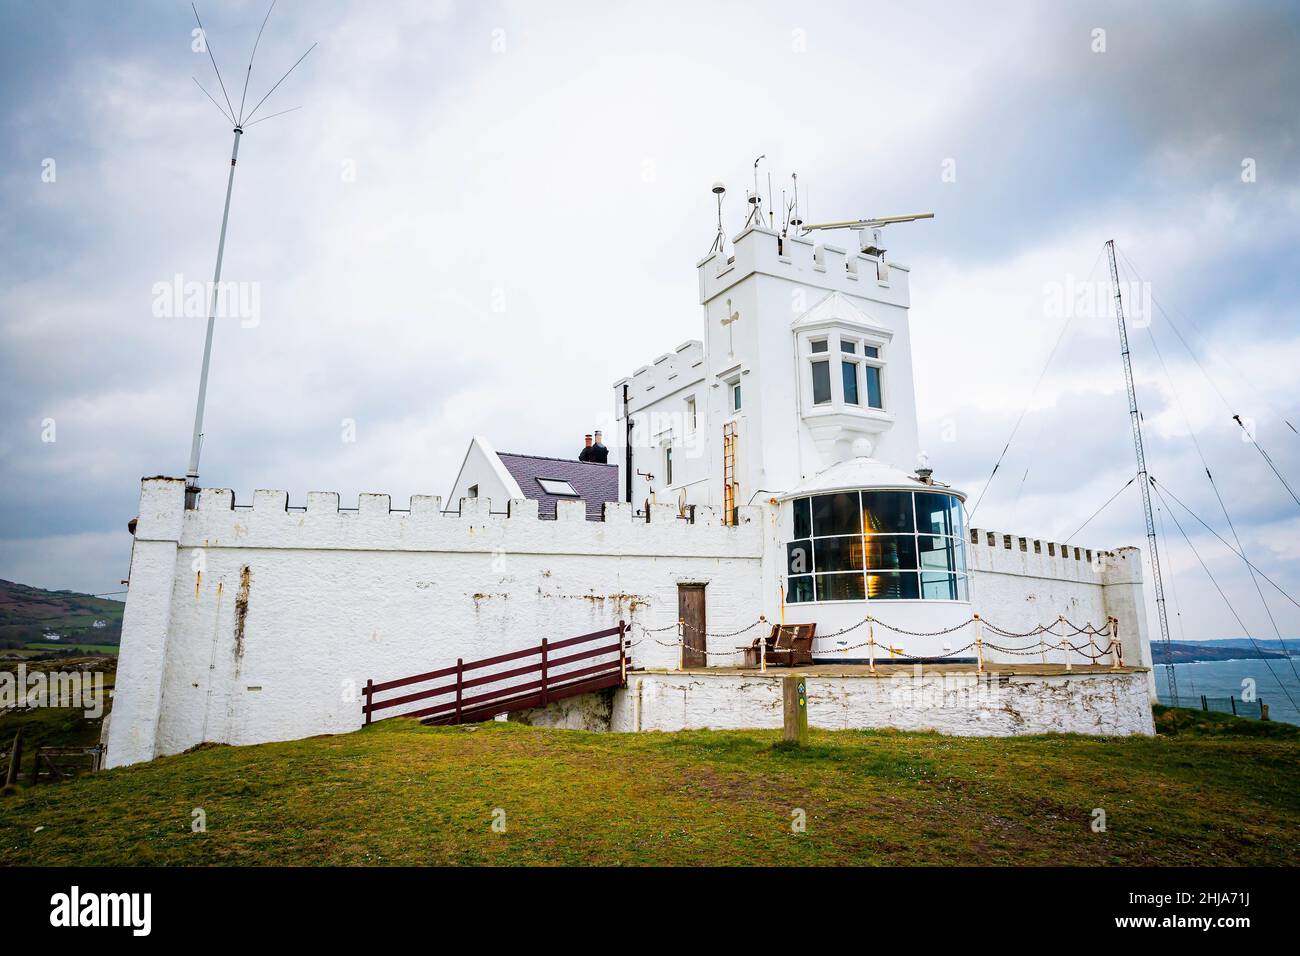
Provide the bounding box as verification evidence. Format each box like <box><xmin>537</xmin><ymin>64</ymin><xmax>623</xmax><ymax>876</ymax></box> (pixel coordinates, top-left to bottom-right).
<box><xmin>1153</xmin><ymin>703</ymin><xmax>1300</xmax><ymax>739</ymax></box>
<box><xmin>1</xmin><ymin>710</ymin><xmax>1297</xmax><ymax>866</ymax></box>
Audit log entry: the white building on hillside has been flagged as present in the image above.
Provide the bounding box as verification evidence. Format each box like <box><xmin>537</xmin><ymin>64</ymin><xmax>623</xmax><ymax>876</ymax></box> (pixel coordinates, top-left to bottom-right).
<box><xmin>104</xmin><ymin>185</ymin><xmax>1155</xmax><ymax>768</ymax></box>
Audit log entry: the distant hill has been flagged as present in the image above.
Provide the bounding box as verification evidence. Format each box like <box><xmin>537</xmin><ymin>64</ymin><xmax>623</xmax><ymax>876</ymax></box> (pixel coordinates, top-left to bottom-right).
<box><xmin>1152</xmin><ymin>641</ymin><xmax>1291</xmax><ymax>664</ymax></box>
<box><xmin>1197</xmin><ymin>638</ymin><xmax>1300</xmax><ymax>655</ymax></box>
<box><xmin>0</xmin><ymin>579</ymin><xmax>122</xmax><ymax>657</ymax></box>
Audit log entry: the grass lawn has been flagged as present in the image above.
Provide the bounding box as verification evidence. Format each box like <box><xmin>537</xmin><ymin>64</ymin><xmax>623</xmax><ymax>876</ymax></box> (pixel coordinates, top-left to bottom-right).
<box><xmin>1</xmin><ymin>705</ymin><xmax>1296</xmax><ymax>866</ymax></box>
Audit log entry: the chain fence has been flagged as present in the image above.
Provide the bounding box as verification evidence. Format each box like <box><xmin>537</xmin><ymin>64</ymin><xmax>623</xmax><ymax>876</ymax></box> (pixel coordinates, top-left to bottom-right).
<box><xmin>624</xmin><ymin>611</ymin><xmax>1124</xmax><ymax>671</ymax></box>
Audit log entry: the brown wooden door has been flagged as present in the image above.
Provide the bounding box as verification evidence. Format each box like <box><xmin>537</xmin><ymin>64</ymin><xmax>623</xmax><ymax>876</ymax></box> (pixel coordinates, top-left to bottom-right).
<box><xmin>678</xmin><ymin>583</ymin><xmax>707</xmax><ymax>668</ymax></box>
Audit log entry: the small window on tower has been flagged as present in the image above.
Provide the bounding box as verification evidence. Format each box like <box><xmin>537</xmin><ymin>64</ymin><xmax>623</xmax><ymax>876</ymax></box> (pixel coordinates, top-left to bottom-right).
<box><xmin>686</xmin><ymin>396</ymin><xmax>697</xmax><ymax>431</ymax></box>
<box><xmin>663</xmin><ymin>446</ymin><xmax>674</xmax><ymax>485</ymax></box>
<box><xmin>731</xmin><ymin>382</ymin><xmax>742</xmax><ymax>411</ymax></box>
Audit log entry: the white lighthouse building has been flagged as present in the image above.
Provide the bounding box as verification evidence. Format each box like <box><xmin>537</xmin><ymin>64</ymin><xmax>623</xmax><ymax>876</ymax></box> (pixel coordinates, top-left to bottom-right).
<box><xmin>613</xmin><ymin>218</ymin><xmax>972</xmax><ymax>653</ymax></box>
<box><xmin>106</xmin><ymin>184</ymin><xmax>1157</xmax><ymax>767</ymax></box>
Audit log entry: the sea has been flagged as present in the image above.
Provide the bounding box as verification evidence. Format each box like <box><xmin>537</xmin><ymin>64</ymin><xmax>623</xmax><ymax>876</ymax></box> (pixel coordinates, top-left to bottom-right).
<box><xmin>1155</xmin><ymin>659</ymin><xmax>1300</xmax><ymax>727</ymax></box>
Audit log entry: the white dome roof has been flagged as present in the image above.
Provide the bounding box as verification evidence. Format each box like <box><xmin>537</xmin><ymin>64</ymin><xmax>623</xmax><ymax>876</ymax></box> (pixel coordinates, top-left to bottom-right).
<box><xmin>779</xmin><ymin>457</ymin><xmax>966</xmax><ymax>501</ymax></box>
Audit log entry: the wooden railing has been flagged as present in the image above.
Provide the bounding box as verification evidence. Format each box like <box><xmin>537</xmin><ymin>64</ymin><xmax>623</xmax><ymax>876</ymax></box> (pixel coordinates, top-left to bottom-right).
<box><xmin>362</xmin><ymin>622</ymin><xmax>630</xmax><ymax>727</ymax></box>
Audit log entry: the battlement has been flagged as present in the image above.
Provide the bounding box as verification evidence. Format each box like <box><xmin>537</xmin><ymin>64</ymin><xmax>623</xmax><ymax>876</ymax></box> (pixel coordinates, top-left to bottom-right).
<box><xmin>968</xmin><ymin>525</ymin><xmax>1143</xmax><ymax>587</ymax></box>
<box><xmin>696</xmin><ymin>225</ymin><xmax>911</xmax><ymax>309</ymax></box>
<box><xmin>615</xmin><ymin>339</ymin><xmax>704</xmax><ymax>412</ymax></box>
<box><xmin>133</xmin><ymin>478</ymin><xmax>765</xmax><ymax>558</ymax></box>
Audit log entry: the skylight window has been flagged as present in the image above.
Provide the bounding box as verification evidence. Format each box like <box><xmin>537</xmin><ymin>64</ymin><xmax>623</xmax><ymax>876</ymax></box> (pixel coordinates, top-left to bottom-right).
<box><xmin>536</xmin><ymin>478</ymin><xmax>580</xmax><ymax>497</ymax></box>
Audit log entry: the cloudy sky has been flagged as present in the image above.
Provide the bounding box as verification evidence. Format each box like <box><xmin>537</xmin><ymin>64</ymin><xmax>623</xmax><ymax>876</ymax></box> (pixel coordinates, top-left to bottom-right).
<box><xmin>2</xmin><ymin>0</ymin><xmax>1298</xmax><ymax>649</ymax></box>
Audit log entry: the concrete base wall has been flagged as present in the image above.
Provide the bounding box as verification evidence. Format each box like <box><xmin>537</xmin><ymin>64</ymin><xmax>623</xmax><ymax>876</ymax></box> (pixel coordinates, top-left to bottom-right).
<box><xmin>514</xmin><ymin>668</ymin><xmax>1155</xmax><ymax>737</ymax></box>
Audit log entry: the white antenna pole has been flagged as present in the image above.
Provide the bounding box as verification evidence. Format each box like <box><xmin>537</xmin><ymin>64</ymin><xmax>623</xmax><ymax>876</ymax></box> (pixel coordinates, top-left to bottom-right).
<box><xmin>186</xmin><ymin>125</ymin><xmax>242</xmax><ymax>503</ymax></box>
<box><xmin>183</xmin><ymin>2</ymin><xmax>313</xmax><ymax>504</ymax></box>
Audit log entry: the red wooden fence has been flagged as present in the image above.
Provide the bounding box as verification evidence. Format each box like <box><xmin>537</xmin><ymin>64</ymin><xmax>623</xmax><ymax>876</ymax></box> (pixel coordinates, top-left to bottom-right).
<box><xmin>362</xmin><ymin>622</ymin><xmax>630</xmax><ymax>727</ymax></box>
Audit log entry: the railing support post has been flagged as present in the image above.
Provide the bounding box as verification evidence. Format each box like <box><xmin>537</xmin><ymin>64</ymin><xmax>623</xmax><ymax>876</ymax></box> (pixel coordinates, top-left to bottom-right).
<box><xmin>868</xmin><ymin>620</ymin><xmax>876</xmax><ymax>675</ymax></box>
<box><xmin>619</xmin><ymin>620</ymin><xmax>627</xmax><ymax>684</ymax></box>
<box><xmin>677</xmin><ymin>617</ymin><xmax>684</xmax><ymax>671</ymax></box>
<box><xmin>455</xmin><ymin>658</ymin><xmax>463</xmax><ymax>724</ymax></box>
<box><xmin>541</xmin><ymin>638</ymin><xmax>549</xmax><ymax>706</ymax></box>
<box><xmin>974</xmin><ymin>613</ymin><xmax>984</xmax><ymax>674</ymax></box>
<box><xmin>363</xmin><ymin>679</ymin><xmax>373</xmax><ymax>726</ymax></box>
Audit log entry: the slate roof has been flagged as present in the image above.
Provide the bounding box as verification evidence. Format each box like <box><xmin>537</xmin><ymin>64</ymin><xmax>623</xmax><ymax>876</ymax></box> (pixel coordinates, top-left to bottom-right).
<box><xmin>497</xmin><ymin>452</ymin><xmax>620</xmax><ymax>519</ymax></box>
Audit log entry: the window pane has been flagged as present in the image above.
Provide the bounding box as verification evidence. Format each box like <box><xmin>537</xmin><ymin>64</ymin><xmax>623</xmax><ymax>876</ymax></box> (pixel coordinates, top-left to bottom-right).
<box><xmin>811</xmin><ymin>339</ymin><xmax>828</xmax><ymax>353</ymax></box>
<box><xmin>812</xmin><ymin>492</ymin><xmax>861</xmax><ymax>536</ymax></box>
<box><xmin>955</xmin><ymin>573</ymin><xmax>969</xmax><ymax>601</ymax></box>
<box><xmin>918</xmin><ymin>535</ymin><xmax>957</xmax><ymax>571</ymax></box>
<box><xmin>916</xmin><ymin>492</ymin><xmax>956</xmax><ymax>536</ymax></box>
<box><xmin>840</xmin><ymin>339</ymin><xmax>857</xmax><ymax>353</ymax></box>
<box><xmin>811</xmin><ymin>360</ymin><xmax>831</xmax><ymax>404</ymax></box>
<box><xmin>842</xmin><ymin>361</ymin><xmax>859</xmax><ymax>405</ymax></box>
<box><xmin>536</xmin><ymin>478</ymin><xmax>579</xmax><ymax>496</ymax></box>
<box><xmin>786</xmin><ymin>575</ymin><xmax>815</xmax><ymax>604</ymax></box>
<box><xmin>786</xmin><ymin>540</ymin><xmax>812</xmax><ymax>575</ymax></box>
<box><xmin>954</xmin><ymin>535</ymin><xmax>968</xmax><ymax>575</ymax></box>
<box><xmin>816</xmin><ymin>572</ymin><xmax>866</xmax><ymax>602</ymax></box>
<box><xmin>921</xmin><ymin>572</ymin><xmax>960</xmax><ymax>600</ymax></box>
<box><xmin>815</xmin><ymin>535</ymin><xmax>864</xmax><ymax>572</ymax></box>
<box><xmin>863</xmin><ymin>345</ymin><xmax>879</xmax><ymax>358</ymax></box>
<box><xmin>732</xmin><ymin>383</ymin><xmax>741</xmax><ymax>410</ymax></box>
<box><xmin>792</xmin><ymin>498</ymin><xmax>812</xmax><ymax>538</ymax></box>
<box><xmin>865</xmin><ymin>365</ymin><xmax>882</xmax><ymax>408</ymax></box>
<box><xmin>866</xmin><ymin>571</ymin><xmax>919</xmax><ymax>600</ymax></box>
<box><xmin>862</xmin><ymin>491</ymin><xmax>914</xmax><ymax>532</ymax></box>
<box><xmin>864</xmin><ymin>533</ymin><xmax>917</xmax><ymax>570</ymax></box>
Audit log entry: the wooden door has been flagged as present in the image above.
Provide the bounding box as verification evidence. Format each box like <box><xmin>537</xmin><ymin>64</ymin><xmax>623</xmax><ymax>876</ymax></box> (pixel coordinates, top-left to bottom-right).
<box><xmin>678</xmin><ymin>584</ymin><xmax>707</xmax><ymax>668</ymax></box>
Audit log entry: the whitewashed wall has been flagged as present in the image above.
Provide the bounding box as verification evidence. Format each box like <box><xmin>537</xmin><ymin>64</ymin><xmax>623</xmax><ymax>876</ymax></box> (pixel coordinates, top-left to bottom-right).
<box><xmin>968</xmin><ymin>527</ymin><xmax>1154</xmax><ymax>696</ymax></box>
<box><xmin>106</xmin><ymin>478</ymin><xmax>765</xmax><ymax>767</ymax></box>
<box><xmin>607</xmin><ymin>669</ymin><xmax>1154</xmax><ymax>737</ymax></box>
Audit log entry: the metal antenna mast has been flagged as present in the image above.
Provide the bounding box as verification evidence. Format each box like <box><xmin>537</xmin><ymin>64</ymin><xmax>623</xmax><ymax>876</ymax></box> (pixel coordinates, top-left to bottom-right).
<box><xmin>1106</xmin><ymin>239</ymin><xmax>1178</xmax><ymax>703</ymax></box>
<box><xmin>184</xmin><ymin>1</ymin><xmax>315</xmax><ymax>505</ymax></box>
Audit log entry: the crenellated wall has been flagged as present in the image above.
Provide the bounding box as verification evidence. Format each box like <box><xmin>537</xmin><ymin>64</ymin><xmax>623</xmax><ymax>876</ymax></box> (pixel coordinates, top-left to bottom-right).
<box><xmin>105</xmin><ymin>477</ymin><xmax>766</xmax><ymax>767</ymax></box>
<box><xmin>106</xmin><ymin>479</ymin><xmax>1154</xmax><ymax>768</ymax></box>
<box><xmin>967</xmin><ymin>526</ymin><xmax>1154</xmax><ymax>693</ymax></box>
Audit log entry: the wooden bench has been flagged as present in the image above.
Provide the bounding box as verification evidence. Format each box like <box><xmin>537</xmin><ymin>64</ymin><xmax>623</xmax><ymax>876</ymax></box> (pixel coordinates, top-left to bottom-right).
<box><xmin>745</xmin><ymin>623</ymin><xmax>815</xmax><ymax>668</ymax></box>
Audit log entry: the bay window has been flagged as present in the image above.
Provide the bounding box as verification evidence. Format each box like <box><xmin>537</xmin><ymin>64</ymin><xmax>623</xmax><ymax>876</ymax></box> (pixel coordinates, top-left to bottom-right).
<box><xmin>785</xmin><ymin>490</ymin><xmax>968</xmax><ymax>603</ymax></box>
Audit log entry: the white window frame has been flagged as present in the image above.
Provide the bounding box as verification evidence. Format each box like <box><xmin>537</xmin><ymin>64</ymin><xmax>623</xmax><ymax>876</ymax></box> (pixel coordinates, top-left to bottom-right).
<box><xmin>797</xmin><ymin>325</ymin><xmax>890</xmax><ymax>416</ymax></box>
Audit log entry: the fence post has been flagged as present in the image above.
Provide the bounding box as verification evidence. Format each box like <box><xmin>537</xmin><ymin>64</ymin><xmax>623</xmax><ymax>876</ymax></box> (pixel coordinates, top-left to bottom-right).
<box><xmin>973</xmin><ymin>614</ymin><xmax>983</xmax><ymax>674</ymax></box>
<box><xmin>783</xmin><ymin>674</ymin><xmax>809</xmax><ymax>746</ymax></box>
<box><xmin>363</xmin><ymin>679</ymin><xmax>374</xmax><ymax>726</ymax></box>
<box><xmin>1062</xmin><ymin>640</ymin><xmax>1071</xmax><ymax>672</ymax></box>
<box><xmin>1201</xmin><ymin>694</ymin><xmax>1207</xmax><ymax>711</ymax></box>
<box><xmin>867</xmin><ymin>620</ymin><xmax>876</xmax><ymax>675</ymax></box>
<box><xmin>1230</xmin><ymin>696</ymin><xmax>1237</xmax><ymax>716</ymax></box>
<box><xmin>619</xmin><ymin>620</ymin><xmax>627</xmax><ymax>684</ymax></box>
<box><xmin>677</xmin><ymin>617</ymin><xmax>684</xmax><ymax>671</ymax></box>
<box><xmin>1110</xmin><ymin>618</ymin><xmax>1120</xmax><ymax>669</ymax></box>
<box><xmin>541</xmin><ymin>638</ymin><xmax>549</xmax><ymax>706</ymax></box>
<box><xmin>4</xmin><ymin>729</ymin><xmax>22</xmax><ymax>790</ymax></box>
<box><xmin>455</xmin><ymin>658</ymin><xmax>463</xmax><ymax>724</ymax></box>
